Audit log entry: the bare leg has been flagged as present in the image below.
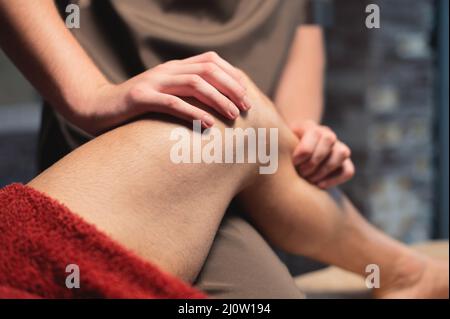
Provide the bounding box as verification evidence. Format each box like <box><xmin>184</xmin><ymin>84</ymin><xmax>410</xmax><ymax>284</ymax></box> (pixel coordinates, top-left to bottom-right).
<box><xmin>28</xmin><ymin>103</ymin><xmax>278</xmax><ymax>282</ymax></box>
<box><xmin>239</xmin><ymin>77</ymin><xmax>449</xmax><ymax>298</ymax></box>
<box><xmin>29</xmin><ymin>81</ymin><xmax>448</xmax><ymax>298</ymax></box>
<box><xmin>240</xmin><ymin>185</ymin><xmax>449</xmax><ymax>298</ymax></box>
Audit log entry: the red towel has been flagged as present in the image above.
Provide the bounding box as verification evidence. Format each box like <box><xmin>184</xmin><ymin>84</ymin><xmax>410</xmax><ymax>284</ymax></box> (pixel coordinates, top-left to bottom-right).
<box><xmin>0</xmin><ymin>183</ymin><xmax>206</xmax><ymax>299</ymax></box>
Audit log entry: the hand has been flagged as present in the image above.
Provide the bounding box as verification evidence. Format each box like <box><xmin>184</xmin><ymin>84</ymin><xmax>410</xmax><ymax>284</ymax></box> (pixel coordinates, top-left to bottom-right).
<box><xmin>82</xmin><ymin>52</ymin><xmax>250</xmax><ymax>134</ymax></box>
<box><xmin>292</xmin><ymin>120</ymin><xmax>355</xmax><ymax>189</ymax></box>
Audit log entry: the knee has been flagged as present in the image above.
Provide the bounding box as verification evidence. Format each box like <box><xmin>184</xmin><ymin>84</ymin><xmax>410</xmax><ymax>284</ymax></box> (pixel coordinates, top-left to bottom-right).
<box><xmin>112</xmin><ymin>91</ymin><xmax>297</xmax><ymax>177</ymax></box>
<box><xmin>230</xmin><ymin>98</ymin><xmax>298</xmax><ymax>161</ymax></box>
<box><xmin>199</xmin><ymin>95</ymin><xmax>298</xmax><ymax>177</ymax></box>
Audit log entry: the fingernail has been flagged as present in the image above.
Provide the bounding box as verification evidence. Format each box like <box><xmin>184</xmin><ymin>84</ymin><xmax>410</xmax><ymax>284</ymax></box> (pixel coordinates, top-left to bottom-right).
<box><xmin>229</xmin><ymin>107</ymin><xmax>240</xmax><ymax>119</ymax></box>
<box><xmin>242</xmin><ymin>95</ymin><xmax>252</xmax><ymax>110</ymax></box>
<box><xmin>202</xmin><ymin>115</ymin><xmax>215</xmax><ymax>128</ymax></box>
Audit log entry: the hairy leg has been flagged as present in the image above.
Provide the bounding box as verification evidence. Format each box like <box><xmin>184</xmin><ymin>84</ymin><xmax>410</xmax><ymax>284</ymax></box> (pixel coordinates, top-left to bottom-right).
<box><xmin>29</xmin><ymin>80</ymin><xmax>448</xmax><ymax>297</ymax></box>
<box><xmin>28</xmin><ymin>94</ymin><xmax>288</xmax><ymax>282</ymax></box>
<box><xmin>240</xmin><ymin>183</ymin><xmax>449</xmax><ymax>298</ymax></box>
<box><xmin>240</xmin><ymin>75</ymin><xmax>448</xmax><ymax>298</ymax></box>
<box><xmin>29</xmin><ymin>119</ymin><xmax>247</xmax><ymax>282</ymax></box>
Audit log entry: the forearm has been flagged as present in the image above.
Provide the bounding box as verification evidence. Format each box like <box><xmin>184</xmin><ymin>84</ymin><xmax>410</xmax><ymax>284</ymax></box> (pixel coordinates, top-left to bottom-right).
<box><xmin>0</xmin><ymin>2</ymin><xmax>250</xmax><ymax>134</ymax></box>
<box><xmin>0</xmin><ymin>0</ymin><xmax>109</xmax><ymax>128</ymax></box>
<box><xmin>274</xmin><ymin>26</ymin><xmax>325</xmax><ymax>127</ymax></box>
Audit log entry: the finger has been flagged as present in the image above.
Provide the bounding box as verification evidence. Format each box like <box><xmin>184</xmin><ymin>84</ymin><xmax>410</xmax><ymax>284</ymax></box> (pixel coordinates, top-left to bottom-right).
<box><xmin>181</xmin><ymin>51</ymin><xmax>244</xmax><ymax>85</ymax></box>
<box><xmin>309</xmin><ymin>141</ymin><xmax>350</xmax><ymax>183</ymax></box>
<box><xmin>317</xmin><ymin>159</ymin><xmax>355</xmax><ymax>189</ymax></box>
<box><xmin>146</xmin><ymin>92</ymin><xmax>216</xmax><ymax>129</ymax></box>
<box><xmin>293</xmin><ymin>129</ymin><xmax>320</xmax><ymax>166</ymax></box>
<box><xmin>160</xmin><ymin>74</ymin><xmax>240</xmax><ymax>120</ymax></box>
<box><xmin>291</xmin><ymin>120</ymin><xmax>317</xmax><ymax>139</ymax></box>
<box><xmin>164</xmin><ymin>62</ymin><xmax>249</xmax><ymax>111</ymax></box>
<box><xmin>300</xmin><ymin>131</ymin><xmax>337</xmax><ymax>176</ymax></box>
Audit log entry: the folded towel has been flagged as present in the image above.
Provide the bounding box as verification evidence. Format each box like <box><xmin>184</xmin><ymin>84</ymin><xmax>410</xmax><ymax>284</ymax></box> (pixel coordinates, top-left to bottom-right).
<box><xmin>0</xmin><ymin>184</ymin><xmax>205</xmax><ymax>299</ymax></box>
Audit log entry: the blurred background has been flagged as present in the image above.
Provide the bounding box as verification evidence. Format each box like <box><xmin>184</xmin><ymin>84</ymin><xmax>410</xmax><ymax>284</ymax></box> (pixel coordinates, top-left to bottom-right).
<box><xmin>322</xmin><ymin>0</ymin><xmax>448</xmax><ymax>242</ymax></box>
<box><xmin>0</xmin><ymin>0</ymin><xmax>448</xmax><ymax>244</ymax></box>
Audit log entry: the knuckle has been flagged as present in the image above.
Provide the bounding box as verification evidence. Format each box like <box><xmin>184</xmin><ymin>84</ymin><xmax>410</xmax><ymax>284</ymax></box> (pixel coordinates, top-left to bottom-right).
<box><xmin>309</xmin><ymin>156</ymin><xmax>321</xmax><ymax>166</ymax></box>
<box><xmin>165</xmin><ymin>60</ymin><xmax>179</xmax><ymax>66</ymax></box>
<box><xmin>321</xmin><ymin>125</ymin><xmax>335</xmax><ymax>137</ymax></box>
<box><xmin>189</xmin><ymin>109</ymin><xmax>202</xmax><ymax>120</ymax></box>
<box><xmin>127</xmin><ymin>84</ymin><xmax>147</xmax><ymax>103</ymax></box>
<box><xmin>187</xmin><ymin>74</ymin><xmax>202</xmax><ymax>88</ymax></box>
<box><xmin>324</xmin><ymin>132</ymin><xmax>337</xmax><ymax>144</ymax></box>
<box><xmin>312</xmin><ymin>127</ymin><xmax>323</xmax><ymax>137</ymax></box>
<box><xmin>155</xmin><ymin>60</ymin><xmax>177</xmax><ymax>71</ymax></box>
<box><xmin>163</xmin><ymin>95</ymin><xmax>178</xmax><ymax>109</ymax></box>
<box><xmin>301</xmin><ymin>165</ymin><xmax>312</xmax><ymax>174</ymax></box>
<box><xmin>204</xmin><ymin>51</ymin><xmax>220</xmax><ymax>61</ymax></box>
<box><xmin>345</xmin><ymin>147</ymin><xmax>352</xmax><ymax>158</ymax></box>
<box><xmin>154</xmin><ymin>63</ymin><xmax>167</xmax><ymax>72</ymax></box>
<box><xmin>299</xmin><ymin>146</ymin><xmax>313</xmax><ymax>157</ymax></box>
<box><xmin>234</xmin><ymin>86</ymin><xmax>246</xmax><ymax>99</ymax></box>
<box><xmin>337</xmin><ymin>148</ymin><xmax>347</xmax><ymax>158</ymax></box>
<box><xmin>324</xmin><ymin>162</ymin><xmax>335</xmax><ymax>171</ymax></box>
<box><xmin>345</xmin><ymin>165</ymin><xmax>355</xmax><ymax>178</ymax></box>
<box><xmin>202</xmin><ymin>62</ymin><xmax>217</xmax><ymax>75</ymax></box>
<box><xmin>314</xmin><ymin>171</ymin><xmax>325</xmax><ymax>180</ymax></box>
<box><xmin>341</xmin><ymin>145</ymin><xmax>351</xmax><ymax>158</ymax></box>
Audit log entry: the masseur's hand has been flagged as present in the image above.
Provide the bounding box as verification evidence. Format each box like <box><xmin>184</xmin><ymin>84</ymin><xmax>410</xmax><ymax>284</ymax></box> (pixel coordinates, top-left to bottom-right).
<box><xmin>0</xmin><ymin>2</ymin><xmax>248</xmax><ymax>134</ymax></box>
<box><xmin>87</xmin><ymin>52</ymin><xmax>250</xmax><ymax>134</ymax></box>
<box><xmin>292</xmin><ymin>120</ymin><xmax>355</xmax><ymax>189</ymax></box>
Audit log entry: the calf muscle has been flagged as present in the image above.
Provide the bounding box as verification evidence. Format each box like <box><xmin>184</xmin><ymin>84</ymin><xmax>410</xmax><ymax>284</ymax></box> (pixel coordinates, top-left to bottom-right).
<box><xmin>29</xmin><ymin>93</ymin><xmax>296</xmax><ymax>282</ymax></box>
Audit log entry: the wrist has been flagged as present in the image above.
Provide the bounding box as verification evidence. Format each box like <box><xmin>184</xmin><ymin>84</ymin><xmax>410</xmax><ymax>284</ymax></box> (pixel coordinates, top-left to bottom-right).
<box><xmin>62</xmin><ymin>79</ymin><xmax>119</xmax><ymax>135</ymax></box>
<box><xmin>287</xmin><ymin>119</ymin><xmax>318</xmax><ymax>132</ymax></box>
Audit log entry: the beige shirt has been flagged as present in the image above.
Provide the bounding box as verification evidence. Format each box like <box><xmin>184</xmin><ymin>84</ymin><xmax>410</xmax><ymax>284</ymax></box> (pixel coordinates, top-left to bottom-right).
<box><xmin>70</xmin><ymin>0</ymin><xmax>308</xmax><ymax>95</ymax></box>
<box><xmin>47</xmin><ymin>0</ymin><xmax>308</xmax><ymax>150</ymax></box>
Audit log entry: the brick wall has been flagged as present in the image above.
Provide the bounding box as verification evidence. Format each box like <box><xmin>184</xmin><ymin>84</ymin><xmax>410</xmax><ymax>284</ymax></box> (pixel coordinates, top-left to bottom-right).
<box><xmin>324</xmin><ymin>0</ymin><xmax>436</xmax><ymax>242</ymax></box>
